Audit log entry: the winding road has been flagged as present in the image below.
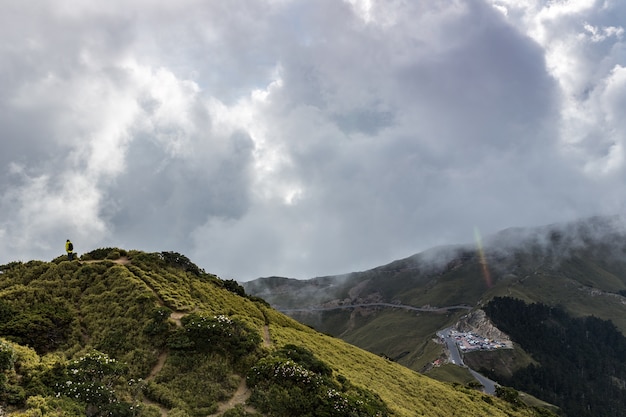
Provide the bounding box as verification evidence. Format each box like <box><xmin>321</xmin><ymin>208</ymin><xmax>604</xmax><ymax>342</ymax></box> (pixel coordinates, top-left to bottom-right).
<box><xmin>438</xmin><ymin>327</ymin><xmax>498</xmax><ymax>395</ymax></box>
<box><xmin>279</xmin><ymin>303</ymin><xmax>472</xmax><ymax>313</ymax></box>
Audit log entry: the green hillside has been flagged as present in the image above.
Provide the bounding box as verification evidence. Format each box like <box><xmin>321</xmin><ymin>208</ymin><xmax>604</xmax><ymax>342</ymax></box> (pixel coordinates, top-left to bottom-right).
<box><xmin>244</xmin><ymin>218</ymin><xmax>626</xmax><ymax>368</ymax></box>
<box><xmin>244</xmin><ymin>217</ymin><xmax>626</xmax><ymax>415</ymax></box>
<box><xmin>0</xmin><ymin>249</ymin><xmax>551</xmax><ymax>417</ymax></box>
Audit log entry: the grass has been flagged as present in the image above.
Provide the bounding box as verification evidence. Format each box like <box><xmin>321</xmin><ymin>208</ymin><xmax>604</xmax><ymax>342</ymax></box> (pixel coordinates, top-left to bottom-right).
<box><xmin>339</xmin><ymin>309</ymin><xmax>458</xmax><ymax>370</ymax></box>
<box><xmin>268</xmin><ymin>324</ymin><xmax>539</xmax><ymax>417</ymax></box>
<box><xmin>425</xmin><ymin>364</ymin><xmax>476</xmax><ymax>385</ymax></box>
<box><xmin>462</xmin><ymin>344</ymin><xmax>536</xmax><ymax>380</ymax></box>
<box><xmin>489</xmin><ymin>270</ymin><xmax>626</xmax><ymax>334</ymax></box>
<box><xmin>0</xmin><ymin>251</ymin><xmax>555</xmax><ymax>417</ymax></box>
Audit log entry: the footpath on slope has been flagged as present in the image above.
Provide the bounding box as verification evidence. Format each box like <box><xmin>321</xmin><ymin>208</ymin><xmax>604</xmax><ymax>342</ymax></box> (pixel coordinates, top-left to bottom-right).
<box><xmin>80</xmin><ymin>256</ymin><xmax>131</xmax><ymax>265</ymax></box>
<box><xmin>79</xmin><ymin>256</ymin><xmax>267</xmax><ymax>416</ymax></box>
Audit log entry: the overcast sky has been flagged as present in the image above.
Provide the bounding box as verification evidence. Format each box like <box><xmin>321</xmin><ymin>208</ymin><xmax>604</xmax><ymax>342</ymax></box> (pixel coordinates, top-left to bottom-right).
<box><xmin>1</xmin><ymin>0</ymin><xmax>625</xmax><ymax>280</ymax></box>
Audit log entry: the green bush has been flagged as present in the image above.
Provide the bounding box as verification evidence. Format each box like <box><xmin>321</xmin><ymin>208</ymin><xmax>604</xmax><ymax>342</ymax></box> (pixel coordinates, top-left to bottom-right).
<box><xmin>0</xmin><ymin>339</ymin><xmax>16</xmax><ymax>372</ymax></box>
<box><xmin>21</xmin><ymin>395</ymin><xmax>85</xmax><ymax>416</ymax></box>
<box><xmin>280</xmin><ymin>344</ymin><xmax>332</xmax><ymax>376</ymax></box>
<box><xmin>143</xmin><ymin>307</ymin><xmax>173</xmax><ymax>339</ymax></box>
<box><xmin>0</xmin><ymin>299</ymin><xmax>74</xmax><ymax>354</ymax></box>
<box><xmin>106</xmin><ymin>251</ymin><xmax>121</xmax><ymax>260</ymax></box>
<box><xmin>82</xmin><ymin>248</ymin><xmax>127</xmax><ymax>261</ymax></box>
<box><xmin>247</xmin><ymin>345</ymin><xmax>389</xmax><ymax>417</ymax></box>
<box><xmin>55</xmin><ymin>350</ymin><xmax>133</xmax><ymax>416</ymax></box>
<box><xmin>142</xmin><ymin>381</ymin><xmax>186</xmax><ymax>410</ymax></box>
<box><xmin>137</xmin><ymin>404</ymin><xmax>162</xmax><ymax>417</ymax></box>
<box><xmin>220</xmin><ymin>279</ymin><xmax>246</xmax><ymax>297</ymax></box>
<box><xmin>167</xmin><ymin>408</ymin><xmax>191</xmax><ymax>417</ymax></box>
<box><xmin>0</xmin><ymin>261</ymin><xmax>23</xmax><ymax>273</ymax></box>
<box><xmin>495</xmin><ymin>386</ymin><xmax>522</xmax><ymax>406</ymax></box>
<box><xmin>159</xmin><ymin>252</ymin><xmax>203</xmax><ymax>276</ymax></box>
<box><xmin>172</xmin><ymin>314</ymin><xmax>262</xmax><ymax>361</ymax></box>
<box><xmin>3</xmin><ymin>382</ymin><xmax>26</xmax><ymax>405</ymax></box>
<box><xmin>221</xmin><ymin>405</ymin><xmax>261</xmax><ymax>417</ymax></box>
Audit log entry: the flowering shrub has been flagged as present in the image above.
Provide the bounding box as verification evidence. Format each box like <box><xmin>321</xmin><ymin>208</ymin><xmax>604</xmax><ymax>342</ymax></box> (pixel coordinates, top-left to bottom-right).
<box><xmin>248</xmin><ymin>357</ymin><xmax>323</xmax><ymax>388</ymax></box>
<box><xmin>143</xmin><ymin>306</ymin><xmax>173</xmax><ymax>348</ymax></box>
<box><xmin>0</xmin><ymin>340</ymin><xmax>15</xmax><ymax>372</ymax></box>
<box><xmin>247</xmin><ymin>345</ymin><xmax>389</xmax><ymax>417</ymax></box>
<box><xmin>170</xmin><ymin>314</ymin><xmax>261</xmax><ymax>360</ymax></box>
<box><xmin>0</xmin><ymin>340</ymin><xmax>16</xmax><ymax>397</ymax></box>
<box><xmin>55</xmin><ymin>350</ymin><xmax>136</xmax><ymax>417</ymax></box>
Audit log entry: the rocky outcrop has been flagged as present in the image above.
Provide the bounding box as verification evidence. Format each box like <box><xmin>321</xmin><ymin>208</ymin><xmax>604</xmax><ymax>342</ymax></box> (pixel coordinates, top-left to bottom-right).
<box><xmin>456</xmin><ymin>309</ymin><xmax>511</xmax><ymax>343</ymax></box>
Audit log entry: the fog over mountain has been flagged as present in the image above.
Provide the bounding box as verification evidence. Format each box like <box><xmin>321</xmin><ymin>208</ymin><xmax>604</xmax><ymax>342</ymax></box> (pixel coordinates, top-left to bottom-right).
<box><xmin>2</xmin><ymin>1</ymin><xmax>626</xmax><ymax>281</ymax></box>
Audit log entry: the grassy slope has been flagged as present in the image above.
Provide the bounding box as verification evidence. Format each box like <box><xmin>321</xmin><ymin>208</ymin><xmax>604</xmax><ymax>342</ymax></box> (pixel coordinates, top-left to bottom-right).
<box><xmin>0</xmin><ymin>251</ymin><xmax>543</xmax><ymax>417</ymax></box>
<box><xmin>245</xmin><ymin>235</ymin><xmax>626</xmax><ymax>409</ymax></box>
<box><xmin>269</xmin><ymin>324</ymin><xmax>537</xmax><ymax>417</ymax></box>
<box><xmin>138</xmin><ymin>258</ymin><xmax>537</xmax><ymax>416</ymax></box>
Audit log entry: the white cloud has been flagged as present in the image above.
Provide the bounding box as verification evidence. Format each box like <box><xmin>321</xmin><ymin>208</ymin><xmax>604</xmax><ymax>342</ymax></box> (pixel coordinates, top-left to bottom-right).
<box><xmin>1</xmin><ymin>0</ymin><xmax>626</xmax><ymax>280</ymax></box>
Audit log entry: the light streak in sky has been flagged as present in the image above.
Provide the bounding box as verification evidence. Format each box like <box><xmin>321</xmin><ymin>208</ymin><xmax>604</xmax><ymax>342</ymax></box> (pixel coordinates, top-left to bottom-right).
<box><xmin>474</xmin><ymin>227</ymin><xmax>493</xmax><ymax>288</ymax></box>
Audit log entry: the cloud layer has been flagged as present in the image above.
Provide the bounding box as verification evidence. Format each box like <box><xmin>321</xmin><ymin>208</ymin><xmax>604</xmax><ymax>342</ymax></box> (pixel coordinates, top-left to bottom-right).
<box><xmin>1</xmin><ymin>0</ymin><xmax>625</xmax><ymax>280</ymax></box>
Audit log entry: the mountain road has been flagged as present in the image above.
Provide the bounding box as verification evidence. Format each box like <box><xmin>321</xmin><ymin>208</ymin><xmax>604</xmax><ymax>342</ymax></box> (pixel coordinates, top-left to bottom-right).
<box><xmin>279</xmin><ymin>303</ymin><xmax>472</xmax><ymax>313</ymax></box>
<box><xmin>438</xmin><ymin>327</ymin><xmax>498</xmax><ymax>395</ymax></box>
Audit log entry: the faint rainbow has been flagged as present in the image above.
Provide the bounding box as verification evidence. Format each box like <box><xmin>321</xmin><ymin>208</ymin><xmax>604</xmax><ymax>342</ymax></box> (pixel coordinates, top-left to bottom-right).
<box><xmin>474</xmin><ymin>227</ymin><xmax>493</xmax><ymax>288</ymax></box>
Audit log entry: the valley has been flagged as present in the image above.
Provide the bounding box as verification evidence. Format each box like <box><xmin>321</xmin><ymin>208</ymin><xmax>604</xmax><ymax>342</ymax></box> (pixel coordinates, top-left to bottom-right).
<box><xmin>244</xmin><ymin>216</ymin><xmax>626</xmax><ymax>416</ymax></box>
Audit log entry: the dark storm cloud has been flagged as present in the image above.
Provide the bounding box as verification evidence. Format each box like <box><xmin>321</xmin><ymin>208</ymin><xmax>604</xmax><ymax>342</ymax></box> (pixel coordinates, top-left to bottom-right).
<box><xmin>105</xmin><ymin>130</ymin><xmax>254</xmax><ymax>251</ymax></box>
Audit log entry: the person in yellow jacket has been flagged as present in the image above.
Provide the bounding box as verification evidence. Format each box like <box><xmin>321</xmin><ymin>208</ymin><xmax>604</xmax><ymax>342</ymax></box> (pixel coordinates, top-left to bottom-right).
<box><xmin>65</xmin><ymin>239</ymin><xmax>74</xmax><ymax>261</ymax></box>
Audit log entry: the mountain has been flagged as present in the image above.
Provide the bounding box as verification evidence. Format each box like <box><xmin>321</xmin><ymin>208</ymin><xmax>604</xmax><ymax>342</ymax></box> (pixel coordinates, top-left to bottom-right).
<box><xmin>243</xmin><ymin>215</ymin><xmax>626</xmax><ymax>416</ymax></box>
<box><xmin>0</xmin><ymin>249</ymin><xmax>553</xmax><ymax>417</ymax></box>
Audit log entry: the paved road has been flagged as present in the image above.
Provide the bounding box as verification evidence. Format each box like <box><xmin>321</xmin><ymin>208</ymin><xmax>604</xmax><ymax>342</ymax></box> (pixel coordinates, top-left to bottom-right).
<box><xmin>279</xmin><ymin>303</ymin><xmax>472</xmax><ymax>313</ymax></box>
<box><xmin>437</xmin><ymin>327</ymin><xmax>499</xmax><ymax>395</ymax></box>
<box><xmin>469</xmin><ymin>369</ymin><xmax>498</xmax><ymax>395</ymax></box>
<box><xmin>438</xmin><ymin>328</ymin><xmax>464</xmax><ymax>366</ymax></box>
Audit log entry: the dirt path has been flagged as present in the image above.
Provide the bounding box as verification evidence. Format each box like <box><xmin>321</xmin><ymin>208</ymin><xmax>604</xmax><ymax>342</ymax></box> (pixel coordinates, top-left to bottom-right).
<box><xmin>207</xmin><ymin>378</ymin><xmax>256</xmax><ymax>417</ymax></box>
<box><xmin>170</xmin><ymin>311</ymin><xmax>185</xmax><ymax>327</ymax></box>
<box><xmin>80</xmin><ymin>256</ymin><xmax>131</xmax><ymax>265</ymax></box>
<box><xmin>143</xmin><ymin>351</ymin><xmax>169</xmax><ymax>417</ymax></box>
<box><xmin>263</xmin><ymin>324</ymin><xmax>272</xmax><ymax>347</ymax></box>
<box><xmin>140</xmin><ymin>311</ymin><xmax>187</xmax><ymax>417</ymax></box>
<box><xmin>137</xmin><ymin>299</ymin><xmax>265</xmax><ymax>416</ymax></box>
<box><xmin>204</xmin><ymin>323</ymin><xmax>269</xmax><ymax>416</ymax></box>
<box><xmin>147</xmin><ymin>352</ymin><xmax>168</xmax><ymax>381</ymax></box>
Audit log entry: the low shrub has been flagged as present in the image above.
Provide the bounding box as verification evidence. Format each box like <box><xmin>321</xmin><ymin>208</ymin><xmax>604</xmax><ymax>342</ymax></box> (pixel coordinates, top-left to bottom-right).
<box><xmin>54</xmin><ymin>350</ymin><xmax>134</xmax><ymax>417</ymax></box>
<box><xmin>247</xmin><ymin>345</ymin><xmax>389</xmax><ymax>417</ymax></box>
<box><xmin>159</xmin><ymin>252</ymin><xmax>203</xmax><ymax>277</ymax></box>
<box><xmin>106</xmin><ymin>251</ymin><xmax>121</xmax><ymax>260</ymax></box>
<box><xmin>0</xmin><ymin>300</ymin><xmax>74</xmax><ymax>354</ymax></box>
<box><xmin>82</xmin><ymin>248</ymin><xmax>127</xmax><ymax>261</ymax></box>
<box><xmin>170</xmin><ymin>314</ymin><xmax>262</xmax><ymax>361</ymax></box>
<box><xmin>0</xmin><ymin>340</ymin><xmax>16</xmax><ymax>372</ymax></box>
<box><xmin>142</xmin><ymin>381</ymin><xmax>186</xmax><ymax>410</ymax></box>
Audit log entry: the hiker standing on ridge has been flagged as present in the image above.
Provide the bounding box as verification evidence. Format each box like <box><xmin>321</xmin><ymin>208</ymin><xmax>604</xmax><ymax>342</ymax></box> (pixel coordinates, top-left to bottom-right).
<box><xmin>66</xmin><ymin>239</ymin><xmax>74</xmax><ymax>261</ymax></box>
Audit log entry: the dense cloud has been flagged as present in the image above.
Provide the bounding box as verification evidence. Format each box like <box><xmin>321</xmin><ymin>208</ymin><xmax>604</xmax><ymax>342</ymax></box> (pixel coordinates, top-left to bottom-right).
<box><xmin>1</xmin><ymin>0</ymin><xmax>625</xmax><ymax>280</ymax></box>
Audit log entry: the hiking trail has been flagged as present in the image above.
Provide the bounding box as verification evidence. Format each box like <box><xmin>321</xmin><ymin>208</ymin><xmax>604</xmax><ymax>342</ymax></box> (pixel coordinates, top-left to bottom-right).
<box><xmin>80</xmin><ymin>257</ymin><xmax>264</xmax><ymax>416</ymax></box>
<box><xmin>81</xmin><ymin>256</ymin><xmax>131</xmax><ymax>265</ymax></box>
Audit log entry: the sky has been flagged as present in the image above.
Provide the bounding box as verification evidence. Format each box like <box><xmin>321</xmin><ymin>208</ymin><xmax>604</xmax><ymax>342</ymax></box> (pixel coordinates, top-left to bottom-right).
<box><xmin>1</xmin><ymin>0</ymin><xmax>626</xmax><ymax>281</ymax></box>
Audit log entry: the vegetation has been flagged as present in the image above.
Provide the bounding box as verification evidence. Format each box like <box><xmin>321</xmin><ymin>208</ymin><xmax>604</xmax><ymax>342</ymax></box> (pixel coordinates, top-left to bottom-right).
<box><xmin>247</xmin><ymin>344</ymin><xmax>389</xmax><ymax>416</ymax></box>
<box><xmin>244</xmin><ymin>219</ymin><xmax>626</xmax><ymax>406</ymax></box>
<box><xmin>483</xmin><ymin>296</ymin><xmax>626</xmax><ymax>417</ymax></box>
<box><xmin>0</xmin><ymin>250</ymin><xmax>556</xmax><ymax>416</ymax></box>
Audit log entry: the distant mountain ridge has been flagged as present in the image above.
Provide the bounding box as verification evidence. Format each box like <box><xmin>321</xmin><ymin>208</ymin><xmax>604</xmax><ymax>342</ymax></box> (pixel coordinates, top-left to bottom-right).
<box><xmin>243</xmin><ymin>215</ymin><xmax>626</xmax><ymax>416</ymax></box>
<box><xmin>244</xmin><ymin>215</ymin><xmax>626</xmax><ymax>313</ymax></box>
